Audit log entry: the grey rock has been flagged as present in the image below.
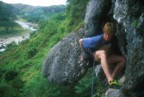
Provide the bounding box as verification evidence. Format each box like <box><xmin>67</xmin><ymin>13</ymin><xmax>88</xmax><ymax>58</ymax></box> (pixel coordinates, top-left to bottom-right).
<box><xmin>84</xmin><ymin>0</ymin><xmax>111</xmax><ymax>37</ymax></box>
<box><xmin>85</xmin><ymin>0</ymin><xmax>144</xmax><ymax>96</ymax></box>
<box><xmin>95</xmin><ymin>65</ymin><xmax>105</xmax><ymax>81</ymax></box>
<box><xmin>118</xmin><ymin>75</ymin><xmax>125</xmax><ymax>84</ymax></box>
<box><xmin>103</xmin><ymin>88</ymin><xmax>125</xmax><ymax>97</ymax></box>
<box><xmin>42</xmin><ymin>28</ymin><xmax>89</xmax><ymax>84</ymax></box>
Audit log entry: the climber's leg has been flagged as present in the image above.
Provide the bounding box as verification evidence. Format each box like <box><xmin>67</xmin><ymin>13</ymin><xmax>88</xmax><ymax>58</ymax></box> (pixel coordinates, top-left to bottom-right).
<box><xmin>108</xmin><ymin>55</ymin><xmax>125</xmax><ymax>79</ymax></box>
<box><xmin>94</xmin><ymin>50</ymin><xmax>113</xmax><ymax>82</ymax></box>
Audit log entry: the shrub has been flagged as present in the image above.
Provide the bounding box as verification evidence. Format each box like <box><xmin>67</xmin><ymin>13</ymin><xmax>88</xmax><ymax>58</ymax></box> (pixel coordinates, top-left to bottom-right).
<box><xmin>4</xmin><ymin>70</ymin><xmax>18</xmax><ymax>81</ymax></box>
<box><xmin>27</xmin><ymin>47</ymin><xmax>37</xmax><ymax>59</ymax></box>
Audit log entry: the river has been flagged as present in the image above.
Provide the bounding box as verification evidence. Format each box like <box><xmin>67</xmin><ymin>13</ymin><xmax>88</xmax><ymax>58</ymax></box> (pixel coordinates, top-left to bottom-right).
<box><xmin>0</xmin><ymin>20</ymin><xmax>37</xmax><ymax>52</ymax></box>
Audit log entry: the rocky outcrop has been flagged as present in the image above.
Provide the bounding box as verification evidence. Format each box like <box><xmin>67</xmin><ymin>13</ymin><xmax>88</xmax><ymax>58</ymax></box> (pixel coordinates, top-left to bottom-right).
<box><xmin>113</xmin><ymin>0</ymin><xmax>144</xmax><ymax>96</ymax></box>
<box><xmin>42</xmin><ymin>28</ymin><xmax>90</xmax><ymax>84</ymax></box>
<box><xmin>42</xmin><ymin>0</ymin><xmax>144</xmax><ymax>96</ymax></box>
<box><xmin>85</xmin><ymin>0</ymin><xmax>144</xmax><ymax>97</ymax></box>
<box><xmin>84</xmin><ymin>0</ymin><xmax>111</xmax><ymax>37</ymax></box>
<box><xmin>103</xmin><ymin>88</ymin><xmax>125</xmax><ymax>97</ymax></box>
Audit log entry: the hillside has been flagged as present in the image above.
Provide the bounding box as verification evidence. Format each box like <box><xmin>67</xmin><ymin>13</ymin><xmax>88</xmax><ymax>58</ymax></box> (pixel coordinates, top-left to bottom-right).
<box><xmin>0</xmin><ymin>1</ymin><xmax>17</xmax><ymax>20</ymax></box>
<box><xmin>0</xmin><ymin>0</ymin><xmax>93</xmax><ymax>97</ymax></box>
<box><xmin>12</xmin><ymin>4</ymin><xmax>66</xmax><ymax>22</ymax></box>
<box><xmin>0</xmin><ymin>1</ymin><xmax>19</xmax><ymax>35</ymax></box>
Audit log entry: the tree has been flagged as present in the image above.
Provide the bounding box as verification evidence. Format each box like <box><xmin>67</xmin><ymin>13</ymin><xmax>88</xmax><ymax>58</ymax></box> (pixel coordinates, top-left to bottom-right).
<box><xmin>65</xmin><ymin>0</ymin><xmax>90</xmax><ymax>31</ymax></box>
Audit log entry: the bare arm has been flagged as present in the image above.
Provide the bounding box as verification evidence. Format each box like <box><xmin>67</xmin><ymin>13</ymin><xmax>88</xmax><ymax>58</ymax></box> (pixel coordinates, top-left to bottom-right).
<box><xmin>79</xmin><ymin>39</ymin><xmax>84</xmax><ymax>51</ymax></box>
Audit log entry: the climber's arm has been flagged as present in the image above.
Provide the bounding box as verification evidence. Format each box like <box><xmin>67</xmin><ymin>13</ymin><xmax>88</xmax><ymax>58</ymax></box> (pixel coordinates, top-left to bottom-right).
<box><xmin>79</xmin><ymin>39</ymin><xmax>84</xmax><ymax>51</ymax></box>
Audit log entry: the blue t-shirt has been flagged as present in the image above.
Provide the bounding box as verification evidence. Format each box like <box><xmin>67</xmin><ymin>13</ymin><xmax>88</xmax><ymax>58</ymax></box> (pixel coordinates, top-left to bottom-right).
<box><xmin>82</xmin><ymin>34</ymin><xmax>110</xmax><ymax>51</ymax></box>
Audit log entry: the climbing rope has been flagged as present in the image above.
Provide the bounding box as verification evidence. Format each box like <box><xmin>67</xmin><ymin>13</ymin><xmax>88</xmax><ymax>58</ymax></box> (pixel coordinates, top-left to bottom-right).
<box><xmin>91</xmin><ymin>59</ymin><xmax>95</xmax><ymax>97</ymax></box>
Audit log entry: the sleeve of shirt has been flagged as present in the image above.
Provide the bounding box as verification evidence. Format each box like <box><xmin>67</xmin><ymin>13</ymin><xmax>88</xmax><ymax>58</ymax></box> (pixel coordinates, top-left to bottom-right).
<box><xmin>82</xmin><ymin>35</ymin><xmax>103</xmax><ymax>49</ymax></box>
<box><xmin>82</xmin><ymin>38</ymin><xmax>92</xmax><ymax>48</ymax></box>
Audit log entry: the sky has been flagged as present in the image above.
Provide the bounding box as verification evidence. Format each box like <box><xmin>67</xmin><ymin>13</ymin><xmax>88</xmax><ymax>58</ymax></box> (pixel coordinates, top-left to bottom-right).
<box><xmin>1</xmin><ymin>0</ymin><xmax>67</xmax><ymax>6</ymax></box>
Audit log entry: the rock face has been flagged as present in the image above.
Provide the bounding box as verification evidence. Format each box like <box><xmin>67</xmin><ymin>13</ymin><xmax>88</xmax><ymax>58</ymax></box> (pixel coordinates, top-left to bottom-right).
<box><xmin>84</xmin><ymin>0</ymin><xmax>144</xmax><ymax>97</ymax></box>
<box><xmin>84</xmin><ymin>0</ymin><xmax>111</xmax><ymax>37</ymax></box>
<box><xmin>42</xmin><ymin>28</ymin><xmax>89</xmax><ymax>84</ymax></box>
<box><xmin>42</xmin><ymin>0</ymin><xmax>144</xmax><ymax>96</ymax></box>
<box><xmin>103</xmin><ymin>88</ymin><xmax>125</xmax><ymax>97</ymax></box>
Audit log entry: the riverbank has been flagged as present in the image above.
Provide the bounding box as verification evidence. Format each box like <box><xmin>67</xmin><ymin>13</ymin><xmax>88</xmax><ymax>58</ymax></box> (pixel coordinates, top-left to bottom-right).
<box><xmin>0</xmin><ymin>20</ymin><xmax>38</xmax><ymax>52</ymax></box>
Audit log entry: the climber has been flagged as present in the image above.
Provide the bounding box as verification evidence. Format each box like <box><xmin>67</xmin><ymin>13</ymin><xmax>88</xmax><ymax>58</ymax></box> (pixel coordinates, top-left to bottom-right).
<box><xmin>79</xmin><ymin>22</ymin><xmax>125</xmax><ymax>86</ymax></box>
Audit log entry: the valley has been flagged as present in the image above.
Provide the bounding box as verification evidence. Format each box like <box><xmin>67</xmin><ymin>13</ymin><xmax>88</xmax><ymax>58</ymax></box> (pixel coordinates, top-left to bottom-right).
<box><xmin>0</xmin><ymin>20</ymin><xmax>37</xmax><ymax>52</ymax></box>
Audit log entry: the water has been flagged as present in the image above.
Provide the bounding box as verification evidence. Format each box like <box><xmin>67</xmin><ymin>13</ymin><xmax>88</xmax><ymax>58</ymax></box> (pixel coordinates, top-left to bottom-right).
<box><xmin>0</xmin><ymin>20</ymin><xmax>37</xmax><ymax>52</ymax></box>
<box><xmin>15</xmin><ymin>20</ymin><xmax>37</xmax><ymax>31</ymax></box>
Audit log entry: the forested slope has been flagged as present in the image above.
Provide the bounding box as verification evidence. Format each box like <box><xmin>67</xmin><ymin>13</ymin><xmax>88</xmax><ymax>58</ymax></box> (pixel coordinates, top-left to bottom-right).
<box><xmin>0</xmin><ymin>1</ymin><xmax>19</xmax><ymax>34</ymax></box>
<box><xmin>12</xmin><ymin>4</ymin><xmax>66</xmax><ymax>23</ymax></box>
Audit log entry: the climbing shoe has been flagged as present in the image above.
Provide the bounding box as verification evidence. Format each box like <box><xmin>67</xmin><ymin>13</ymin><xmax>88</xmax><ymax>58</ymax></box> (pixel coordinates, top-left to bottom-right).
<box><xmin>108</xmin><ymin>80</ymin><xmax>122</xmax><ymax>89</ymax></box>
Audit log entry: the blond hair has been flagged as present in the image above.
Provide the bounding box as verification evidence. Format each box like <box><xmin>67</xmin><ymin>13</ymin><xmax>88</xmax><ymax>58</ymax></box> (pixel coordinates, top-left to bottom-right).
<box><xmin>102</xmin><ymin>22</ymin><xmax>115</xmax><ymax>35</ymax></box>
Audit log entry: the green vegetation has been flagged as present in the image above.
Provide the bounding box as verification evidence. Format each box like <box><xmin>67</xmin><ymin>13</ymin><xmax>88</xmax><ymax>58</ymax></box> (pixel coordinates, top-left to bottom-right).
<box><xmin>0</xmin><ymin>25</ymin><xmax>25</xmax><ymax>36</ymax></box>
<box><xmin>12</xmin><ymin>4</ymin><xmax>66</xmax><ymax>23</ymax></box>
<box><xmin>0</xmin><ymin>1</ymin><xmax>20</xmax><ymax>35</ymax></box>
<box><xmin>0</xmin><ymin>1</ymin><xmax>16</xmax><ymax>21</ymax></box>
<box><xmin>0</xmin><ymin>1</ymin><xmax>66</xmax><ymax>36</ymax></box>
<box><xmin>65</xmin><ymin>0</ymin><xmax>89</xmax><ymax>32</ymax></box>
<box><xmin>0</xmin><ymin>0</ymin><xmax>106</xmax><ymax>97</ymax></box>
